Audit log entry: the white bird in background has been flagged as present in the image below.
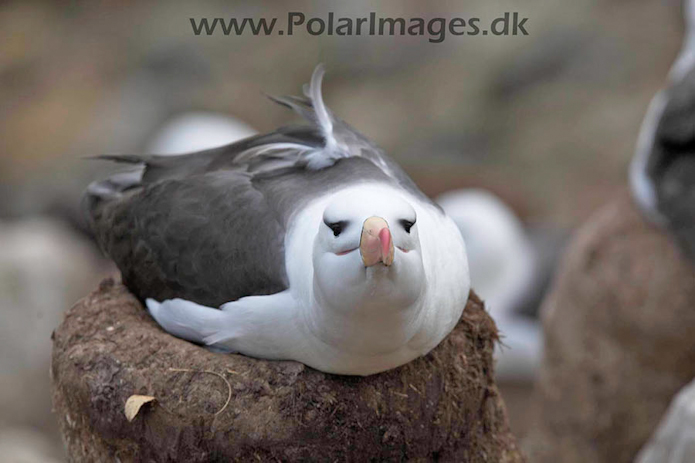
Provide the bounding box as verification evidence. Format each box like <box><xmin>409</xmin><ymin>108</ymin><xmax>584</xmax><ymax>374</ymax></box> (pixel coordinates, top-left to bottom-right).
<box><xmin>146</xmin><ymin>112</ymin><xmax>257</xmax><ymax>155</ymax></box>
<box><xmin>437</xmin><ymin>189</ymin><xmax>544</xmax><ymax>381</ymax></box>
<box><xmin>84</xmin><ymin>66</ymin><xmax>470</xmax><ymax>376</ymax></box>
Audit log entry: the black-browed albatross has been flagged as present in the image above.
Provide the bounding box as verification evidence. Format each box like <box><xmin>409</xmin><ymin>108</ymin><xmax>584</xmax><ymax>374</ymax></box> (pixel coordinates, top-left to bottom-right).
<box><xmin>85</xmin><ymin>66</ymin><xmax>470</xmax><ymax>376</ymax></box>
<box><xmin>631</xmin><ymin>0</ymin><xmax>695</xmax><ymax>263</ymax></box>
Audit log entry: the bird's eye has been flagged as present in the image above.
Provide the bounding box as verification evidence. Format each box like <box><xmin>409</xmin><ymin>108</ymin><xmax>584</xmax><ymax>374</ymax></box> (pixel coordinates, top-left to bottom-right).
<box><xmin>325</xmin><ymin>221</ymin><xmax>347</xmax><ymax>237</ymax></box>
<box><xmin>400</xmin><ymin>219</ymin><xmax>416</xmax><ymax>233</ymax></box>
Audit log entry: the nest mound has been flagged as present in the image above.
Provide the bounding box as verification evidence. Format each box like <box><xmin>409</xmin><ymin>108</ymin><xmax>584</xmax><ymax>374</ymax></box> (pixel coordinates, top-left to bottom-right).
<box><xmin>51</xmin><ymin>280</ymin><xmax>524</xmax><ymax>462</ymax></box>
<box><xmin>524</xmin><ymin>192</ymin><xmax>695</xmax><ymax>463</ymax></box>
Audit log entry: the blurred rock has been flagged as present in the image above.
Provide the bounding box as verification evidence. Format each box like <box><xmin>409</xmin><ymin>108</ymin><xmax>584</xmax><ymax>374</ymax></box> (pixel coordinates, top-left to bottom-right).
<box><xmin>524</xmin><ymin>192</ymin><xmax>695</xmax><ymax>463</ymax></box>
<box><xmin>52</xmin><ymin>280</ymin><xmax>524</xmax><ymax>462</ymax></box>
<box><xmin>0</xmin><ymin>427</ymin><xmax>63</xmax><ymax>463</ymax></box>
<box><xmin>0</xmin><ymin>217</ymin><xmax>107</xmax><ymax>458</ymax></box>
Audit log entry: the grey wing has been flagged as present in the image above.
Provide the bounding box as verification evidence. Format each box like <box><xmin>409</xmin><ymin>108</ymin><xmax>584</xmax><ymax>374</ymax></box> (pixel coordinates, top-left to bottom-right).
<box><xmin>92</xmin><ymin>171</ymin><xmax>287</xmax><ymax>307</ymax></box>
<box><xmin>647</xmin><ymin>68</ymin><xmax>695</xmax><ymax>259</ymax></box>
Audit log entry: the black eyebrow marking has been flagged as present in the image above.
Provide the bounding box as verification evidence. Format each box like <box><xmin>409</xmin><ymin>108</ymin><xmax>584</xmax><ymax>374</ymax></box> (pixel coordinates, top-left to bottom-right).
<box><xmin>399</xmin><ymin>218</ymin><xmax>416</xmax><ymax>233</ymax></box>
<box><xmin>324</xmin><ymin>220</ymin><xmax>348</xmax><ymax>237</ymax></box>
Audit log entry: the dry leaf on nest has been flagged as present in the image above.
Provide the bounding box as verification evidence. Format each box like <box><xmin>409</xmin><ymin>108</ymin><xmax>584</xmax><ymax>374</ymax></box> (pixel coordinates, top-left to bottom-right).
<box><xmin>124</xmin><ymin>395</ymin><xmax>155</xmax><ymax>422</ymax></box>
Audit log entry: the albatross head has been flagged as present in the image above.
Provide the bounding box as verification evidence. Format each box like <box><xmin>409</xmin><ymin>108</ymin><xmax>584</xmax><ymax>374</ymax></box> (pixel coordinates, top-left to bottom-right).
<box><xmin>312</xmin><ymin>185</ymin><xmax>426</xmax><ymax>314</ymax></box>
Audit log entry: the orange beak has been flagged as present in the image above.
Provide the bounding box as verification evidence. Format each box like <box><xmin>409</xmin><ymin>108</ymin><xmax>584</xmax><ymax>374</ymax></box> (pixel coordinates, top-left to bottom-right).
<box><xmin>360</xmin><ymin>216</ymin><xmax>395</xmax><ymax>267</ymax></box>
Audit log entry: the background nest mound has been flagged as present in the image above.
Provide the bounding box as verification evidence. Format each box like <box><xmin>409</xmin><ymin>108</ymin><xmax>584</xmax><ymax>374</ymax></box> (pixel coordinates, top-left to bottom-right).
<box><xmin>524</xmin><ymin>193</ymin><xmax>695</xmax><ymax>463</ymax></box>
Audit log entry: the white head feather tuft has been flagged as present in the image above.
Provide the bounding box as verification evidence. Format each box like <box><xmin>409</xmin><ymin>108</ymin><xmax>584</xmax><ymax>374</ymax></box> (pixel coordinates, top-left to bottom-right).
<box><xmin>306</xmin><ymin>65</ymin><xmax>335</xmax><ymax>152</ymax></box>
<box><xmin>240</xmin><ymin>66</ymin><xmax>380</xmax><ymax>172</ymax></box>
<box><xmin>302</xmin><ymin>64</ymin><xmax>352</xmax><ymax>169</ymax></box>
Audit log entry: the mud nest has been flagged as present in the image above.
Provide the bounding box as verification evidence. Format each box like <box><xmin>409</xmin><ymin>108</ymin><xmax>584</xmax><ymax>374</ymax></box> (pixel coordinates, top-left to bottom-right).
<box><xmin>51</xmin><ymin>279</ymin><xmax>524</xmax><ymax>462</ymax></box>
<box><xmin>524</xmin><ymin>192</ymin><xmax>695</xmax><ymax>463</ymax></box>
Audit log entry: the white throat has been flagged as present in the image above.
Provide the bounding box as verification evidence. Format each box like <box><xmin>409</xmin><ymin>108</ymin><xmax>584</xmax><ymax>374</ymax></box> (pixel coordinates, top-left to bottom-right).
<box><xmin>308</xmin><ymin>256</ymin><xmax>427</xmax><ymax>356</ymax></box>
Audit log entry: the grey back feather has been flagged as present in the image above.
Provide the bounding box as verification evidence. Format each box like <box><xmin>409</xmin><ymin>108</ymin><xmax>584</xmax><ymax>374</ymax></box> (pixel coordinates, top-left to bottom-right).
<box><xmin>631</xmin><ymin>18</ymin><xmax>695</xmax><ymax>264</ymax></box>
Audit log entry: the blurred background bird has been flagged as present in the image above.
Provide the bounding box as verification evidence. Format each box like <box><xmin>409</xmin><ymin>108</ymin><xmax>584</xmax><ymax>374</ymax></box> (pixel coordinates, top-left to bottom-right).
<box><xmin>631</xmin><ymin>0</ymin><xmax>695</xmax><ymax>265</ymax></box>
<box><xmin>630</xmin><ymin>1</ymin><xmax>695</xmax><ymax>461</ymax></box>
